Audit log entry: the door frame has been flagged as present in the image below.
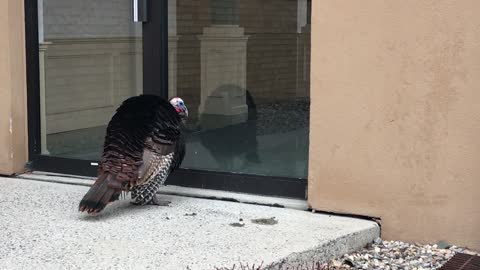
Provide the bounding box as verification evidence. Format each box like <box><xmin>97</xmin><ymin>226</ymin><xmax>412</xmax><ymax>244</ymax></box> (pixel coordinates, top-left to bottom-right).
<box><xmin>24</xmin><ymin>0</ymin><xmax>307</xmax><ymax>199</ymax></box>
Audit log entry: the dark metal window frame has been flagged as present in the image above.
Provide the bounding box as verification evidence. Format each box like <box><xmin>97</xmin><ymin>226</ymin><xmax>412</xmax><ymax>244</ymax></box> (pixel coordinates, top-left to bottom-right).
<box><xmin>24</xmin><ymin>0</ymin><xmax>307</xmax><ymax>199</ymax></box>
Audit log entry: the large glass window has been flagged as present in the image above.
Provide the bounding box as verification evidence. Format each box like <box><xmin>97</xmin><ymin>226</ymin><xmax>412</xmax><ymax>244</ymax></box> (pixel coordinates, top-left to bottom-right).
<box><xmin>170</xmin><ymin>0</ymin><xmax>311</xmax><ymax>178</ymax></box>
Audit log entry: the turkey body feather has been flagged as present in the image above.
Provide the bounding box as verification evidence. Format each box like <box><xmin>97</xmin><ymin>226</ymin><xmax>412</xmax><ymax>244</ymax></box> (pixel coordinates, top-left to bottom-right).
<box><xmin>79</xmin><ymin>94</ymin><xmax>186</xmax><ymax>214</ymax></box>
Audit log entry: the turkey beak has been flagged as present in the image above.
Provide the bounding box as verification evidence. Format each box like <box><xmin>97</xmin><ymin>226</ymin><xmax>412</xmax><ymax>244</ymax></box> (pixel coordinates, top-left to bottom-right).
<box><xmin>180</xmin><ymin>105</ymin><xmax>188</xmax><ymax>118</ymax></box>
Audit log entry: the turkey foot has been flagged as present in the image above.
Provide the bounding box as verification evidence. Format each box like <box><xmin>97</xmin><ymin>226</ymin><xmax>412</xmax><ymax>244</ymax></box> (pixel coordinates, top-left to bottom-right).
<box><xmin>148</xmin><ymin>196</ymin><xmax>171</xmax><ymax>206</ymax></box>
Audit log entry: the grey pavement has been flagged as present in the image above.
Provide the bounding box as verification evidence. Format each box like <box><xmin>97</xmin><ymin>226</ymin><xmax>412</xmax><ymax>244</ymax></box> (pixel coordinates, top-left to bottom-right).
<box><xmin>0</xmin><ymin>176</ymin><xmax>379</xmax><ymax>270</ymax></box>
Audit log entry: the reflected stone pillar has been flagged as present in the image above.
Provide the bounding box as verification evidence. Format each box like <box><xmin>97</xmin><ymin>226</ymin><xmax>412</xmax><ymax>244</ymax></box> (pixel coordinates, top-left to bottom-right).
<box><xmin>198</xmin><ymin>25</ymin><xmax>249</xmax><ymax>128</ymax></box>
<box><xmin>39</xmin><ymin>42</ymin><xmax>51</xmax><ymax>155</ymax></box>
<box><xmin>198</xmin><ymin>0</ymin><xmax>249</xmax><ymax>129</ymax></box>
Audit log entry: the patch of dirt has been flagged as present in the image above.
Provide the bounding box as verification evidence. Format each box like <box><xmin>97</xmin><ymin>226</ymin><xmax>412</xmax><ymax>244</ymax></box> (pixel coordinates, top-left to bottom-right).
<box><xmin>251</xmin><ymin>217</ymin><xmax>278</xmax><ymax>225</ymax></box>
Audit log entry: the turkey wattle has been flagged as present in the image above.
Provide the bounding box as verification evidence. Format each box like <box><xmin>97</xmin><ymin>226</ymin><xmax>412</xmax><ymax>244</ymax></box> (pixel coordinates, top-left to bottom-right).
<box><xmin>78</xmin><ymin>95</ymin><xmax>188</xmax><ymax>214</ymax></box>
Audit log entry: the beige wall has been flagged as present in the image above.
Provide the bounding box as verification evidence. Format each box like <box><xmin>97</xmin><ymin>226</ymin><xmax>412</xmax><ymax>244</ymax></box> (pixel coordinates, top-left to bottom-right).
<box><xmin>308</xmin><ymin>0</ymin><xmax>480</xmax><ymax>250</ymax></box>
<box><xmin>0</xmin><ymin>0</ymin><xmax>28</xmax><ymax>175</ymax></box>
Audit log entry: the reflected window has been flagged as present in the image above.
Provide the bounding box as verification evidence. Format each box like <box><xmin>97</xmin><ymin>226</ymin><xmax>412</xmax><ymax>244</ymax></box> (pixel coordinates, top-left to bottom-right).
<box><xmin>39</xmin><ymin>0</ymin><xmax>143</xmax><ymax>160</ymax></box>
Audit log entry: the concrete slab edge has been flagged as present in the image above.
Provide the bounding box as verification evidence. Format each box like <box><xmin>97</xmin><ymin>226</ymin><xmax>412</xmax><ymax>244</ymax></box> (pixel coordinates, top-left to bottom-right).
<box><xmin>15</xmin><ymin>172</ymin><xmax>309</xmax><ymax>210</ymax></box>
<box><xmin>264</xmin><ymin>224</ymin><xmax>380</xmax><ymax>269</ymax></box>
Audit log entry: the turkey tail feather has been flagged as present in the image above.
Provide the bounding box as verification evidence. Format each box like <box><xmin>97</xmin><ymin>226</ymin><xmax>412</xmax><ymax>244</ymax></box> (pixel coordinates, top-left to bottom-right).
<box><xmin>78</xmin><ymin>173</ymin><xmax>120</xmax><ymax>214</ymax></box>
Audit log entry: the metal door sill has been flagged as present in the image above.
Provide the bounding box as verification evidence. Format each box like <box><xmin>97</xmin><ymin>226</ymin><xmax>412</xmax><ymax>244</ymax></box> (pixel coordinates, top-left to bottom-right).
<box><xmin>16</xmin><ymin>171</ymin><xmax>309</xmax><ymax>210</ymax></box>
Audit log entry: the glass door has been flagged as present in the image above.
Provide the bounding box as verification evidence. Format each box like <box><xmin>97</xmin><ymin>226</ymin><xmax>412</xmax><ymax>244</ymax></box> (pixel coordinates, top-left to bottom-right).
<box><xmin>27</xmin><ymin>0</ymin><xmax>169</xmax><ymax>175</ymax></box>
<box><xmin>167</xmin><ymin>0</ymin><xmax>311</xmax><ymax>179</ymax></box>
<box><xmin>35</xmin><ymin>0</ymin><xmax>144</xmax><ymax>160</ymax></box>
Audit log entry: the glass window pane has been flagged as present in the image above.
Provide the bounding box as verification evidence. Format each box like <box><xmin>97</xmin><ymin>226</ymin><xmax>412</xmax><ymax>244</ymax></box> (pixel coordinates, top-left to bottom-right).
<box><xmin>170</xmin><ymin>0</ymin><xmax>311</xmax><ymax>178</ymax></box>
<box><xmin>39</xmin><ymin>0</ymin><xmax>142</xmax><ymax>160</ymax></box>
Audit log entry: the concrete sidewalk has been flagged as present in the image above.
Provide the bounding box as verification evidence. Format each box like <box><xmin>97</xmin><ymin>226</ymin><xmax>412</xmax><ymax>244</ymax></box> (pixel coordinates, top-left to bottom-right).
<box><xmin>0</xmin><ymin>176</ymin><xmax>379</xmax><ymax>270</ymax></box>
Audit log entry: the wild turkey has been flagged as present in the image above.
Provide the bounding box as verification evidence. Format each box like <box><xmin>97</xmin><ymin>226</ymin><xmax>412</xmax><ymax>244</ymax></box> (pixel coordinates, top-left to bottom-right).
<box><xmin>78</xmin><ymin>95</ymin><xmax>188</xmax><ymax>214</ymax></box>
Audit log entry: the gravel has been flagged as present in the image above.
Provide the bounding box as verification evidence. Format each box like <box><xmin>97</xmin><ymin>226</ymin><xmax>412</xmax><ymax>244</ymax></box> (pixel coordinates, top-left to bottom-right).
<box><xmin>184</xmin><ymin>98</ymin><xmax>310</xmax><ymax>136</ymax></box>
<box><xmin>320</xmin><ymin>238</ymin><xmax>479</xmax><ymax>270</ymax></box>
<box><xmin>213</xmin><ymin>238</ymin><xmax>479</xmax><ymax>270</ymax></box>
<box><xmin>255</xmin><ymin>98</ymin><xmax>310</xmax><ymax>136</ymax></box>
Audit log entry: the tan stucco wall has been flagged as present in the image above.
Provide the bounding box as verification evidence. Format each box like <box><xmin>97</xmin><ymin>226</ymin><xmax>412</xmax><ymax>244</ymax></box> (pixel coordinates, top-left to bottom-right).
<box><xmin>0</xmin><ymin>0</ymin><xmax>28</xmax><ymax>175</ymax></box>
<box><xmin>308</xmin><ymin>0</ymin><xmax>480</xmax><ymax>251</ymax></box>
